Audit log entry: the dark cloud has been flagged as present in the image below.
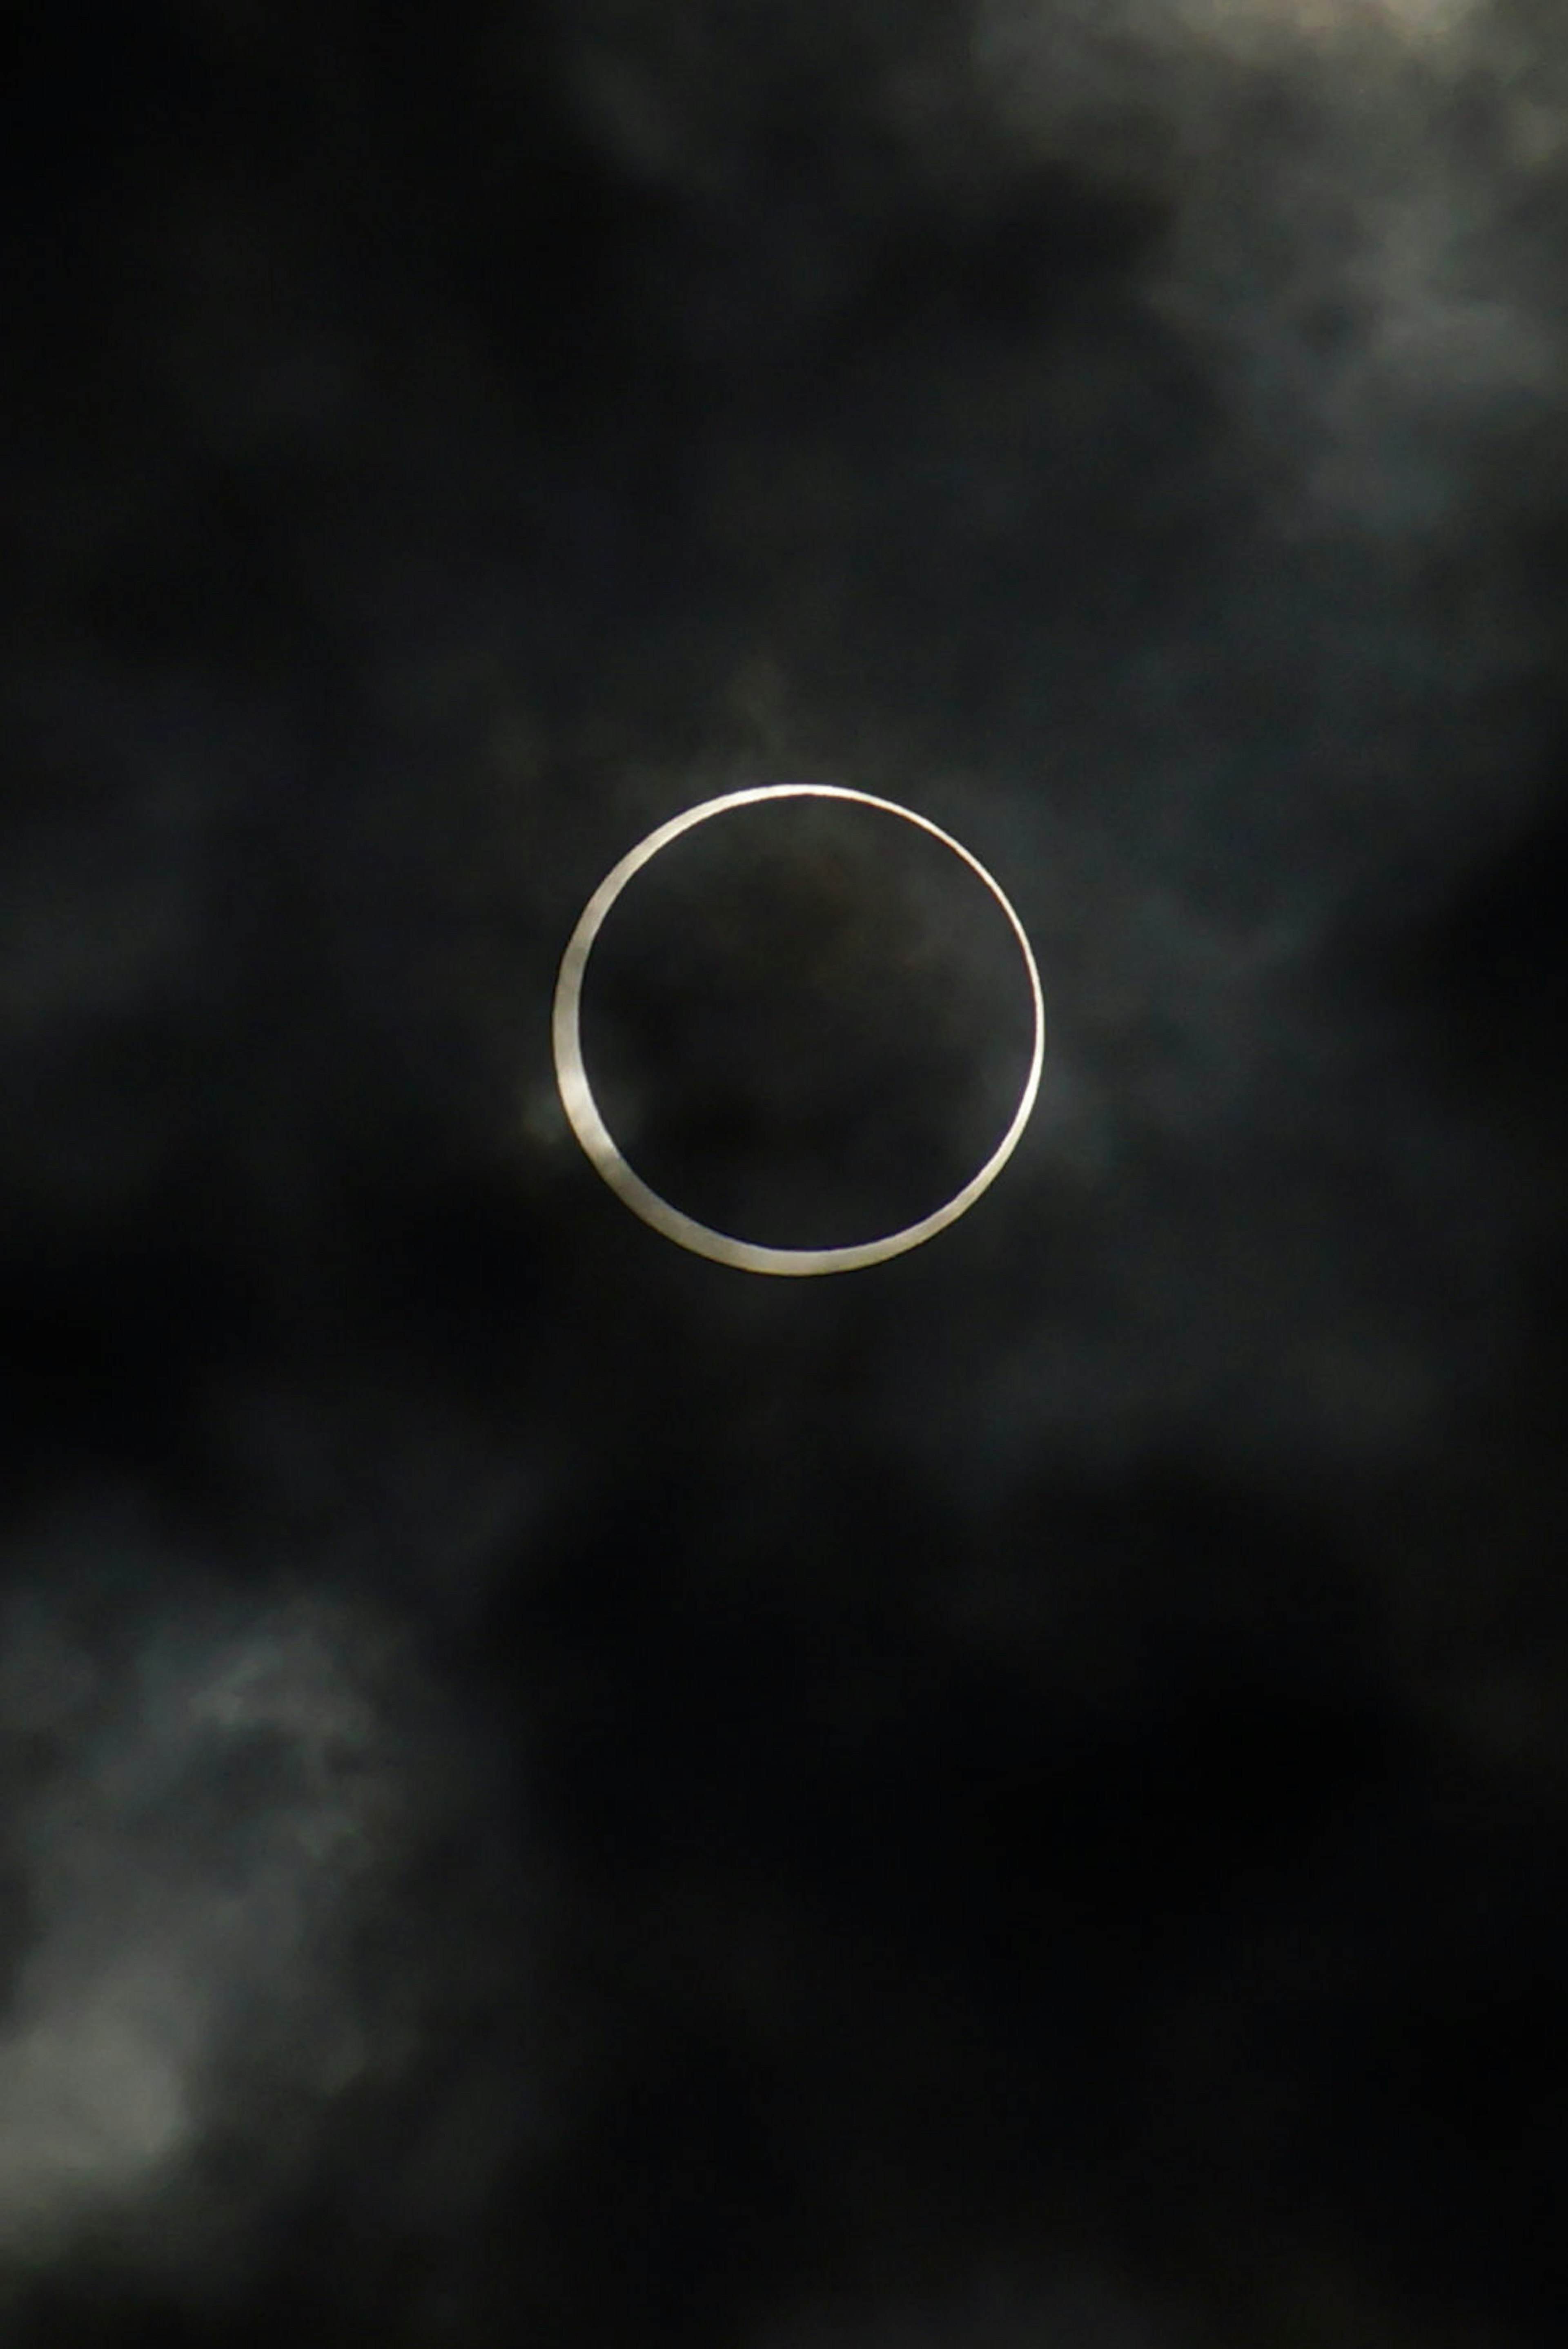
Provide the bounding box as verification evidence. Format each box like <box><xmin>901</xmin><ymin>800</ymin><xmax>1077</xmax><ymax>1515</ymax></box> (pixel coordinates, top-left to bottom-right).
<box><xmin>3</xmin><ymin>2</ymin><xmax>1567</xmax><ymax>2344</ymax></box>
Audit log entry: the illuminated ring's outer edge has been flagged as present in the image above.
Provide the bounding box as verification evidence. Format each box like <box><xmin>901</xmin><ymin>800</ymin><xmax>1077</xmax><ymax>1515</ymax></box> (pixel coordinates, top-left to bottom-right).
<box><xmin>550</xmin><ymin>783</ymin><xmax>1046</xmax><ymax>1276</ymax></box>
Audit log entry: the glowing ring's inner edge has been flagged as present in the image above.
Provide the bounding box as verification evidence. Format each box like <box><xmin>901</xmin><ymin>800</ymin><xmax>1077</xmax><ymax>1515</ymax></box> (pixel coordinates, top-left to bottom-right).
<box><xmin>550</xmin><ymin>783</ymin><xmax>1045</xmax><ymax>1275</ymax></box>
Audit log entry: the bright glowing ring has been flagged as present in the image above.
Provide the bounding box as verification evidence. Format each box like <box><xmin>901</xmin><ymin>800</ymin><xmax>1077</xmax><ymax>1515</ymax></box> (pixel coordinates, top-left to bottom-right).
<box><xmin>551</xmin><ymin>783</ymin><xmax>1045</xmax><ymax>1276</ymax></box>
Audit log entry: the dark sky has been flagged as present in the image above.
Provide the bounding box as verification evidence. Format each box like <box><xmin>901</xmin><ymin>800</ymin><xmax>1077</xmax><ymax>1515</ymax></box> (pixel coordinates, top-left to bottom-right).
<box><xmin>4</xmin><ymin>3</ymin><xmax>1568</xmax><ymax>2345</ymax></box>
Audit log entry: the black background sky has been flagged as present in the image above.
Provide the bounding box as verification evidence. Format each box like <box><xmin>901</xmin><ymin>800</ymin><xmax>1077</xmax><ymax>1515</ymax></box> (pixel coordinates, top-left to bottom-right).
<box><xmin>4</xmin><ymin>3</ymin><xmax>1568</xmax><ymax>2345</ymax></box>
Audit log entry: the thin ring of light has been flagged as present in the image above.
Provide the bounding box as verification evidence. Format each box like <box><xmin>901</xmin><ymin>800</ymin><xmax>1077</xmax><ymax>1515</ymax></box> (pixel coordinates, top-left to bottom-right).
<box><xmin>551</xmin><ymin>783</ymin><xmax>1045</xmax><ymax>1276</ymax></box>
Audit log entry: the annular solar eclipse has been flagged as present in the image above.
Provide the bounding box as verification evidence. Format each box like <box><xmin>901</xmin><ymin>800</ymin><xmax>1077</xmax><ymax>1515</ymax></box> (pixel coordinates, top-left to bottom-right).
<box><xmin>551</xmin><ymin>784</ymin><xmax>1045</xmax><ymax>1275</ymax></box>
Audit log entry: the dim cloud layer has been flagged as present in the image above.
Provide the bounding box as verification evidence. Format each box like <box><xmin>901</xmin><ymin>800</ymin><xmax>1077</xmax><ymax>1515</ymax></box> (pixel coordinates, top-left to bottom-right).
<box><xmin>4</xmin><ymin>0</ymin><xmax>1568</xmax><ymax>2325</ymax></box>
<box><xmin>0</xmin><ymin>1508</ymin><xmax>434</xmax><ymax>2290</ymax></box>
<box><xmin>976</xmin><ymin>0</ymin><xmax>1564</xmax><ymax>507</ymax></box>
<box><xmin>753</xmin><ymin>2263</ymin><xmax>1177</xmax><ymax>2348</ymax></box>
<box><xmin>949</xmin><ymin>3</ymin><xmax>1565</xmax><ymax>1476</ymax></box>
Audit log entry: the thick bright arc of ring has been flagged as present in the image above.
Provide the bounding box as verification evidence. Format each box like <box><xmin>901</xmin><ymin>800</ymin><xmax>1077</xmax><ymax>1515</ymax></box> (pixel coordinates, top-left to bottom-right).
<box><xmin>551</xmin><ymin>783</ymin><xmax>1045</xmax><ymax>1275</ymax></box>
